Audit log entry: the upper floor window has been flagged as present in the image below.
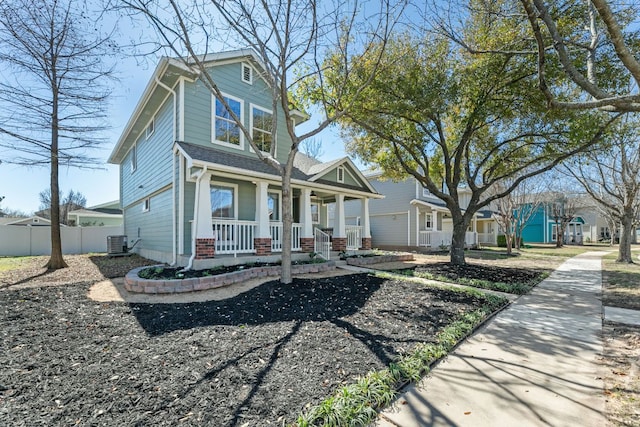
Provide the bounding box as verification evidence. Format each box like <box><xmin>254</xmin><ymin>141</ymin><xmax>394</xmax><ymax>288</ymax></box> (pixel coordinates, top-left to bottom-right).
<box><xmin>214</xmin><ymin>94</ymin><xmax>243</xmax><ymax>148</ymax></box>
<box><xmin>145</xmin><ymin>116</ymin><xmax>155</xmax><ymax>139</ymax></box>
<box><xmin>130</xmin><ymin>144</ymin><xmax>137</xmax><ymax>172</ymax></box>
<box><xmin>241</xmin><ymin>63</ymin><xmax>253</xmax><ymax>84</ymax></box>
<box><xmin>211</xmin><ymin>184</ymin><xmax>236</xmax><ymax>219</ymax></box>
<box><xmin>422</xmin><ymin>187</ymin><xmax>431</xmax><ymax>197</ymax></box>
<box><xmin>251</xmin><ymin>105</ymin><xmax>273</xmax><ymax>153</ymax></box>
<box><xmin>337</xmin><ymin>166</ymin><xmax>345</xmax><ymax>183</ymax></box>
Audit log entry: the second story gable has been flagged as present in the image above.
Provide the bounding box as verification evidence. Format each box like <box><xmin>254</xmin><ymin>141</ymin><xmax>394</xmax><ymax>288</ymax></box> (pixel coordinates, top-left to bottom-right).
<box><xmin>108</xmin><ymin>49</ymin><xmax>308</xmax><ymax>179</ymax></box>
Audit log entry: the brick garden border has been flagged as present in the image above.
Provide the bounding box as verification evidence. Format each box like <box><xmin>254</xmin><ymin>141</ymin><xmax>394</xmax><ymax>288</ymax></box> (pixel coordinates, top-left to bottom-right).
<box><xmin>345</xmin><ymin>253</ymin><xmax>414</xmax><ymax>266</ymax></box>
<box><xmin>124</xmin><ymin>261</ymin><xmax>336</xmax><ymax>294</ymax></box>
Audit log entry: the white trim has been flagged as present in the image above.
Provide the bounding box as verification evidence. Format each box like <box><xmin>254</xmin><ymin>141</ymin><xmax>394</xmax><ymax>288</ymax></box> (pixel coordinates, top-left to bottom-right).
<box><xmin>337</xmin><ymin>166</ymin><xmax>345</xmax><ymax>183</ymax></box>
<box><xmin>241</xmin><ymin>63</ymin><xmax>253</xmax><ymax>84</ymax></box>
<box><xmin>267</xmin><ymin>189</ymin><xmax>282</xmax><ymax>222</ymax></box>
<box><xmin>211</xmin><ymin>181</ymin><xmax>239</xmax><ymax>219</ymax></box>
<box><xmin>130</xmin><ymin>143</ymin><xmax>137</xmax><ymax>173</ymax></box>
<box><xmin>212</xmin><ymin>92</ymin><xmax>244</xmax><ymax>150</ymax></box>
<box><xmin>179</xmin><ymin>78</ymin><xmax>185</xmax><ymax>141</ymax></box>
<box><xmin>145</xmin><ymin>116</ymin><xmax>155</xmax><ymax>139</ymax></box>
<box><xmin>249</xmin><ymin>103</ymin><xmax>274</xmax><ymax>155</ymax></box>
<box><xmin>142</xmin><ymin>197</ymin><xmax>150</xmax><ymax>212</ymax></box>
<box><xmin>178</xmin><ymin>153</ymin><xmax>185</xmax><ymax>255</ymax></box>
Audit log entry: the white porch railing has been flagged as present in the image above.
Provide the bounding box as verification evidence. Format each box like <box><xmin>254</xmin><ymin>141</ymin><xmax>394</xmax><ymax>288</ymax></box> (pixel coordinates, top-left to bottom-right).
<box><xmin>213</xmin><ymin>220</ymin><xmax>256</xmax><ymax>254</ymax></box>
<box><xmin>418</xmin><ymin>231</ymin><xmax>477</xmax><ymax>248</ymax></box>
<box><xmin>477</xmin><ymin>232</ymin><xmax>496</xmax><ymax>245</ymax></box>
<box><xmin>345</xmin><ymin>225</ymin><xmax>363</xmax><ymax>250</ymax></box>
<box><xmin>212</xmin><ymin>219</ymin><xmax>303</xmax><ymax>255</ymax></box>
<box><xmin>269</xmin><ymin>222</ymin><xmax>302</xmax><ymax>252</ymax></box>
<box><xmin>314</xmin><ymin>227</ymin><xmax>331</xmax><ymax>260</ymax></box>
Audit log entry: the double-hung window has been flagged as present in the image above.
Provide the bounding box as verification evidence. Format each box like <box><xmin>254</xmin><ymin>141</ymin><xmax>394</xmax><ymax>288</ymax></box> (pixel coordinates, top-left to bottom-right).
<box><xmin>214</xmin><ymin>95</ymin><xmax>243</xmax><ymax>148</ymax></box>
<box><xmin>251</xmin><ymin>105</ymin><xmax>273</xmax><ymax>153</ymax></box>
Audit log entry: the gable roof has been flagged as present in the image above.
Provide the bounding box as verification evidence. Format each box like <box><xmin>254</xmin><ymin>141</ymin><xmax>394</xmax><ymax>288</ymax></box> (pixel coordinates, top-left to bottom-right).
<box><xmin>0</xmin><ymin>216</ymin><xmax>52</xmax><ymax>226</ymax></box>
<box><xmin>175</xmin><ymin>141</ymin><xmax>381</xmax><ymax>197</ymax></box>
<box><xmin>109</xmin><ymin>49</ymin><xmax>308</xmax><ymax>165</ymax></box>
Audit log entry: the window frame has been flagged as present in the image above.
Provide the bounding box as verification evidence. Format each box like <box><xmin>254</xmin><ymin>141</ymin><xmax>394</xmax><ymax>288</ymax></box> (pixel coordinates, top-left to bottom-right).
<box><xmin>310</xmin><ymin>202</ymin><xmax>320</xmax><ymax>224</ymax></box>
<box><xmin>337</xmin><ymin>166</ymin><xmax>345</xmax><ymax>183</ymax></box>
<box><xmin>142</xmin><ymin>197</ymin><xmax>150</xmax><ymax>213</ymax></box>
<box><xmin>130</xmin><ymin>143</ymin><xmax>137</xmax><ymax>173</ymax></box>
<box><xmin>249</xmin><ymin>104</ymin><xmax>274</xmax><ymax>154</ymax></box>
<box><xmin>267</xmin><ymin>190</ymin><xmax>282</xmax><ymax>222</ymax></box>
<box><xmin>210</xmin><ymin>182</ymin><xmax>238</xmax><ymax>220</ymax></box>
<box><xmin>424</xmin><ymin>213</ymin><xmax>432</xmax><ymax>230</ymax></box>
<box><xmin>145</xmin><ymin>116</ymin><xmax>155</xmax><ymax>140</ymax></box>
<box><xmin>213</xmin><ymin>93</ymin><xmax>244</xmax><ymax>150</ymax></box>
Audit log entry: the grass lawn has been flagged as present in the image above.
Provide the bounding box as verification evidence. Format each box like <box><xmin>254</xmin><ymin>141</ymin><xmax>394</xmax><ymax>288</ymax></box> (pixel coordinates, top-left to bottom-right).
<box><xmin>0</xmin><ymin>256</ymin><xmax>36</xmax><ymax>273</ymax></box>
<box><xmin>602</xmin><ymin>251</ymin><xmax>640</xmax><ymax>310</ymax></box>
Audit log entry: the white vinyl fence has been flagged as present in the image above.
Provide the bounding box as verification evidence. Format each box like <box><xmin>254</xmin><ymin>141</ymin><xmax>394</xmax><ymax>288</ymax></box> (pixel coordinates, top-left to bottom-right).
<box><xmin>0</xmin><ymin>225</ymin><xmax>124</xmax><ymax>256</ymax></box>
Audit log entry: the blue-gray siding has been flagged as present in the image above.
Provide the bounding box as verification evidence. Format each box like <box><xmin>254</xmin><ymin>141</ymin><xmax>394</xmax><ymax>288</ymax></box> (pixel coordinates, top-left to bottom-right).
<box><xmin>125</xmin><ymin>188</ymin><xmax>173</xmax><ymax>253</ymax></box>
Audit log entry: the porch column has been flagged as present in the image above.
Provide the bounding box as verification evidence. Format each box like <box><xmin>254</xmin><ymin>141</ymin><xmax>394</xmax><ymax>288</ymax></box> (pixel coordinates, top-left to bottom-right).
<box><xmin>254</xmin><ymin>181</ymin><xmax>271</xmax><ymax>255</ymax></box>
<box><xmin>299</xmin><ymin>188</ymin><xmax>314</xmax><ymax>253</ymax></box>
<box><xmin>333</xmin><ymin>194</ymin><xmax>347</xmax><ymax>251</ymax></box>
<box><xmin>360</xmin><ymin>198</ymin><xmax>371</xmax><ymax>249</ymax></box>
<box><xmin>195</xmin><ymin>172</ymin><xmax>215</xmax><ymax>259</ymax></box>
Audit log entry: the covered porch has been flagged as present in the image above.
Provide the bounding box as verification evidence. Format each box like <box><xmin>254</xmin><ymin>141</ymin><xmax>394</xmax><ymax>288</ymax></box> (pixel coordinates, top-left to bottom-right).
<box><xmin>410</xmin><ymin>199</ymin><xmax>478</xmax><ymax>249</ymax></box>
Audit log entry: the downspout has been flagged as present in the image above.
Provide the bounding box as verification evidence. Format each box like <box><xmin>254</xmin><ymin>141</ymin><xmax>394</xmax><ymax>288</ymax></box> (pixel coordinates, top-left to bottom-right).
<box><xmin>185</xmin><ymin>168</ymin><xmax>207</xmax><ymax>270</ymax></box>
<box><xmin>155</xmin><ymin>77</ymin><xmax>178</xmax><ymax>266</ymax></box>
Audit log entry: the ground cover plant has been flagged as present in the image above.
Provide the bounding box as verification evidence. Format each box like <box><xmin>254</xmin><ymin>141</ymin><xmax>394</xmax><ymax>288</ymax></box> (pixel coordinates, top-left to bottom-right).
<box><xmin>0</xmin><ymin>258</ymin><xmax>506</xmax><ymax>427</ymax></box>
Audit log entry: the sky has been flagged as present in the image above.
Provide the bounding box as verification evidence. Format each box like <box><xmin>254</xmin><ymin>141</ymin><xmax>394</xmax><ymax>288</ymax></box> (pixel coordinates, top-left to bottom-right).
<box><xmin>0</xmin><ymin>34</ymin><xmax>353</xmax><ymax>215</ymax></box>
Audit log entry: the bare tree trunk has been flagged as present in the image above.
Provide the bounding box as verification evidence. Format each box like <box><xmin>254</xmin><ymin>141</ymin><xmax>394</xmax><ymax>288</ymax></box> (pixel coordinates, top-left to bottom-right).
<box><xmin>618</xmin><ymin>213</ymin><xmax>634</xmax><ymax>263</ymax></box>
<box><xmin>46</xmin><ymin>91</ymin><xmax>67</xmax><ymax>270</ymax></box>
<box><xmin>281</xmin><ymin>168</ymin><xmax>293</xmax><ymax>284</ymax></box>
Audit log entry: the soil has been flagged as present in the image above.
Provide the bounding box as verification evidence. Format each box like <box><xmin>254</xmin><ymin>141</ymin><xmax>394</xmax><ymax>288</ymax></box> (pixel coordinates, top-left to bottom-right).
<box><xmin>411</xmin><ymin>262</ymin><xmax>545</xmax><ymax>285</ymax></box>
<box><xmin>602</xmin><ymin>322</ymin><xmax>640</xmax><ymax>426</ymax></box>
<box><xmin>0</xmin><ymin>267</ymin><xmax>495</xmax><ymax>426</ymax></box>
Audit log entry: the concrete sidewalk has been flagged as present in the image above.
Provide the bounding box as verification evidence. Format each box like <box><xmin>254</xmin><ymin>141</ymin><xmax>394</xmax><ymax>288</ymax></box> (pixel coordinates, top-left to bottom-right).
<box><xmin>374</xmin><ymin>252</ymin><xmax>607</xmax><ymax>427</ymax></box>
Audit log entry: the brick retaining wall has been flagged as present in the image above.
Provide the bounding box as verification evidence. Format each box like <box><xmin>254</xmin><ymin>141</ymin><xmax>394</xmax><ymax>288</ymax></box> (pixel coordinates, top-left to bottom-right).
<box><xmin>345</xmin><ymin>253</ymin><xmax>414</xmax><ymax>266</ymax></box>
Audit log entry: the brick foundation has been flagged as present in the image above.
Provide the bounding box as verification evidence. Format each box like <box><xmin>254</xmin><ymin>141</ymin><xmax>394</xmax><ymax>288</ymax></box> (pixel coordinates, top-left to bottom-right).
<box><xmin>254</xmin><ymin>237</ymin><xmax>272</xmax><ymax>255</ymax></box>
<box><xmin>360</xmin><ymin>237</ymin><xmax>372</xmax><ymax>250</ymax></box>
<box><xmin>195</xmin><ymin>238</ymin><xmax>216</xmax><ymax>259</ymax></box>
<box><xmin>300</xmin><ymin>237</ymin><xmax>315</xmax><ymax>253</ymax></box>
<box><xmin>332</xmin><ymin>237</ymin><xmax>347</xmax><ymax>252</ymax></box>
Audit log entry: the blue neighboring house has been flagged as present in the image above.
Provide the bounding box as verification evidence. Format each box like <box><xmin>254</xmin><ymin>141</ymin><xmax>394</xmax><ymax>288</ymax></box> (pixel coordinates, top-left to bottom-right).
<box><xmin>108</xmin><ymin>49</ymin><xmax>381</xmax><ymax>267</ymax></box>
<box><xmin>518</xmin><ymin>200</ymin><xmax>605</xmax><ymax>244</ymax></box>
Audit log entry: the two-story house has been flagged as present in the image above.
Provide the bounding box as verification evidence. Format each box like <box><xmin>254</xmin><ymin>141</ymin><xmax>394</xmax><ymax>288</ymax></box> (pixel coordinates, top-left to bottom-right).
<box><xmin>344</xmin><ymin>171</ymin><xmax>496</xmax><ymax>251</ymax></box>
<box><xmin>108</xmin><ymin>49</ymin><xmax>381</xmax><ymax>267</ymax></box>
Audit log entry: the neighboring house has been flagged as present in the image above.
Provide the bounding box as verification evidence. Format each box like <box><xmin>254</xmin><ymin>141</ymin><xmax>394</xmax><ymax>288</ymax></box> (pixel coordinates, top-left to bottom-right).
<box><xmin>108</xmin><ymin>49</ymin><xmax>381</xmax><ymax>266</ymax></box>
<box><xmin>67</xmin><ymin>200</ymin><xmax>123</xmax><ymax>227</ymax></box>
<box><xmin>519</xmin><ymin>199</ymin><xmax>609</xmax><ymax>244</ymax></box>
<box><xmin>0</xmin><ymin>216</ymin><xmax>52</xmax><ymax>226</ymax></box>
<box><xmin>344</xmin><ymin>172</ymin><xmax>496</xmax><ymax>250</ymax></box>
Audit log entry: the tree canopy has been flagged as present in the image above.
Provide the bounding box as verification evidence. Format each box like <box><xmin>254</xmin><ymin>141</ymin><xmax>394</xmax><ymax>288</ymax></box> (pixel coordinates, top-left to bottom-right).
<box><xmin>317</xmin><ymin>29</ymin><xmax>618</xmax><ymax>264</ymax></box>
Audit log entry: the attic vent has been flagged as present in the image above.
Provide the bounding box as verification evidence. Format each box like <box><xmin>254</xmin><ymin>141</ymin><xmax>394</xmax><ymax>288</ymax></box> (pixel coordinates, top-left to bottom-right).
<box><xmin>242</xmin><ymin>63</ymin><xmax>252</xmax><ymax>84</ymax></box>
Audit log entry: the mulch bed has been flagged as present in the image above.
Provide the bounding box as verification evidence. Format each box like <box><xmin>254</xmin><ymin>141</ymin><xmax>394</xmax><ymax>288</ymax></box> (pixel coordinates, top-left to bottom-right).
<box><xmin>0</xmin><ymin>273</ymin><xmax>495</xmax><ymax>426</ymax></box>
<box><xmin>412</xmin><ymin>262</ymin><xmax>545</xmax><ymax>285</ymax></box>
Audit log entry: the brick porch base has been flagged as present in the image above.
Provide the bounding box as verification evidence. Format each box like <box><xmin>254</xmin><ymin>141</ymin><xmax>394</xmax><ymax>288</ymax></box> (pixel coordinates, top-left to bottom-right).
<box><xmin>254</xmin><ymin>237</ymin><xmax>272</xmax><ymax>255</ymax></box>
<box><xmin>300</xmin><ymin>237</ymin><xmax>315</xmax><ymax>253</ymax></box>
<box><xmin>360</xmin><ymin>237</ymin><xmax>372</xmax><ymax>250</ymax></box>
<box><xmin>332</xmin><ymin>237</ymin><xmax>347</xmax><ymax>252</ymax></box>
<box><xmin>195</xmin><ymin>238</ymin><xmax>215</xmax><ymax>259</ymax></box>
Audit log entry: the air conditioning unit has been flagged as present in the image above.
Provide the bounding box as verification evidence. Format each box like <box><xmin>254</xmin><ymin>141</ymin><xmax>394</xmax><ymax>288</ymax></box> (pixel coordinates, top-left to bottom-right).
<box><xmin>107</xmin><ymin>235</ymin><xmax>128</xmax><ymax>255</ymax></box>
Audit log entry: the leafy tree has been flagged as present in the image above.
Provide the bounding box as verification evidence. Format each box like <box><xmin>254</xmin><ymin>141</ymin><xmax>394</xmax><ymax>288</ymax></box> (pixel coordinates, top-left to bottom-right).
<box><xmin>0</xmin><ymin>0</ymin><xmax>115</xmax><ymax>269</ymax></box>
<box><xmin>436</xmin><ymin>0</ymin><xmax>640</xmax><ymax>112</ymax></box>
<box><xmin>119</xmin><ymin>0</ymin><xmax>404</xmax><ymax>283</ymax></box>
<box><xmin>321</xmin><ymin>30</ymin><xmax>617</xmax><ymax>265</ymax></box>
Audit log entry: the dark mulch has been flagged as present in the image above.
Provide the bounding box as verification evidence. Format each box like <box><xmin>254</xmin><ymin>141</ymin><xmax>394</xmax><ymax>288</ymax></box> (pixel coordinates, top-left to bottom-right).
<box><xmin>414</xmin><ymin>262</ymin><xmax>543</xmax><ymax>283</ymax></box>
<box><xmin>0</xmin><ymin>273</ymin><xmax>494</xmax><ymax>426</ymax></box>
